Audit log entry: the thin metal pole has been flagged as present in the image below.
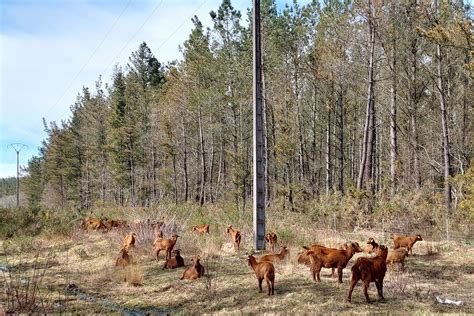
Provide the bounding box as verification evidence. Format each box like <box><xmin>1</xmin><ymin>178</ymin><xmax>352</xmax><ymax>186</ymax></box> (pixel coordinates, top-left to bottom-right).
<box><xmin>253</xmin><ymin>0</ymin><xmax>265</xmax><ymax>250</ymax></box>
<box><xmin>8</xmin><ymin>143</ymin><xmax>27</xmax><ymax>207</ymax></box>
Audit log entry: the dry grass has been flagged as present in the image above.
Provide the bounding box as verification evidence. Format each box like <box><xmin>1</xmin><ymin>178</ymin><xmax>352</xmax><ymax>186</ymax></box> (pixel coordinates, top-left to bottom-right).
<box><xmin>1</xmin><ymin>209</ymin><xmax>473</xmax><ymax>314</ymax></box>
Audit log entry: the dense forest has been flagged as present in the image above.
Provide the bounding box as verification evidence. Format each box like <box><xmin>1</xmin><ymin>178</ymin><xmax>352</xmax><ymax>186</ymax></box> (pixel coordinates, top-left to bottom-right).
<box><xmin>0</xmin><ymin>178</ymin><xmax>16</xmax><ymax>198</ymax></box>
<box><xmin>22</xmin><ymin>0</ymin><xmax>472</xmax><ymax>218</ymax></box>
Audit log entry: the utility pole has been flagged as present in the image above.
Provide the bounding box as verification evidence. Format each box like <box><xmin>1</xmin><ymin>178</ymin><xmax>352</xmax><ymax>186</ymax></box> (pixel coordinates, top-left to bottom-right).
<box><xmin>253</xmin><ymin>0</ymin><xmax>265</xmax><ymax>250</ymax></box>
<box><xmin>8</xmin><ymin>143</ymin><xmax>27</xmax><ymax>207</ymax></box>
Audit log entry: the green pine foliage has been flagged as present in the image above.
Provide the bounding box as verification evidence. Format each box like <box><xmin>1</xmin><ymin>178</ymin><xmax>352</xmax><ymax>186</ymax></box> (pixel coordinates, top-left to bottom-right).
<box><xmin>17</xmin><ymin>1</ymin><xmax>472</xmax><ymax>224</ymax></box>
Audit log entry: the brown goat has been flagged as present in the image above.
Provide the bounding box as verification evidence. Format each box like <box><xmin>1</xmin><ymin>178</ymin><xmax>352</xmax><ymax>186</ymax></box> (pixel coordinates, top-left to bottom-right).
<box><xmin>162</xmin><ymin>249</ymin><xmax>185</xmax><ymax>269</ymax></box>
<box><xmin>264</xmin><ymin>232</ymin><xmax>278</xmax><ymax>253</ymax></box>
<box><xmin>83</xmin><ymin>218</ymin><xmax>108</xmax><ymax>231</ymax></box>
<box><xmin>298</xmin><ymin>243</ymin><xmax>349</xmax><ymax>265</ymax></box>
<box><xmin>308</xmin><ymin>242</ymin><xmax>362</xmax><ymax>283</ymax></box>
<box><xmin>193</xmin><ymin>224</ymin><xmax>210</xmax><ymax>235</ymax></box>
<box><xmin>247</xmin><ymin>255</ymin><xmax>275</xmax><ymax>296</ymax></box>
<box><xmin>181</xmin><ymin>256</ymin><xmax>205</xmax><ymax>280</ymax></box>
<box><xmin>298</xmin><ymin>244</ymin><xmax>348</xmax><ymax>278</ymax></box>
<box><xmin>392</xmin><ymin>234</ymin><xmax>423</xmax><ymax>256</ymax></box>
<box><xmin>115</xmin><ymin>248</ymin><xmax>131</xmax><ymax>268</ymax></box>
<box><xmin>348</xmin><ymin>245</ymin><xmax>389</xmax><ymax>303</ymax></box>
<box><xmin>386</xmin><ymin>248</ymin><xmax>409</xmax><ymax>271</ymax></box>
<box><xmin>259</xmin><ymin>246</ymin><xmax>288</xmax><ymax>263</ymax></box>
<box><xmin>122</xmin><ymin>233</ymin><xmax>137</xmax><ymax>251</ymax></box>
<box><xmin>154</xmin><ymin>234</ymin><xmax>179</xmax><ymax>261</ymax></box>
<box><xmin>226</xmin><ymin>225</ymin><xmax>241</xmax><ymax>252</ymax></box>
<box><xmin>364</xmin><ymin>237</ymin><xmax>379</xmax><ymax>254</ymax></box>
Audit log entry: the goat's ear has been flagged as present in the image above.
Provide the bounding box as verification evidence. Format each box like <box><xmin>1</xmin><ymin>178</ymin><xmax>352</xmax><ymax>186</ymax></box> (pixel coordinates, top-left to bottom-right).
<box><xmin>303</xmin><ymin>246</ymin><xmax>309</xmax><ymax>250</ymax></box>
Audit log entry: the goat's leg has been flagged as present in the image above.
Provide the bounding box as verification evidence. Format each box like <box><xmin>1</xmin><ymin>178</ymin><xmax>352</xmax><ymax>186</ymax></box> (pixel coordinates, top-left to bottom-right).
<box><xmin>401</xmin><ymin>261</ymin><xmax>405</xmax><ymax>272</ymax></box>
<box><xmin>331</xmin><ymin>268</ymin><xmax>336</xmax><ymax>278</ymax></box>
<box><xmin>265</xmin><ymin>279</ymin><xmax>272</xmax><ymax>296</ymax></box>
<box><xmin>337</xmin><ymin>267</ymin><xmax>343</xmax><ymax>283</ymax></box>
<box><xmin>347</xmin><ymin>276</ymin><xmax>358</xmax><ymax>302</ymax></box>
<box><xmin>375</xmin><ymin>279</ymin><xmax>384</xmax><ymax>300</ymax></box>
<box><xmin>363</xmin><ymin>280</ymin><xmax>371</xmax><ymax>303</ymax></box>
<box><xmin>155</xmin><ymin>250</ymin><xmax>161</xmax><ymax>261</ymax></box>
<box><xmin>312</xmin><ymin>264</ymin><xmax>322</xmax><ymax>282</ymax></box>
<box><xmin>258</xmin><ymin>278</ymin><xmax>263</xmax><ymax>293</ymax></box>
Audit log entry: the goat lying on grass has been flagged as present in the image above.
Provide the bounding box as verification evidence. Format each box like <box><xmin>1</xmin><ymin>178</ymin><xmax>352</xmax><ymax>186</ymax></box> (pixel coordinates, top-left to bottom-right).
<box><xmin>162</xmin><ymin>249</ymin><xmax>185</xmax><ymax>269</ymax></box>
<box><xmin>181</xmin><ymin>256</ymin><xmax>205</xmax><ymax>280</ymax></box>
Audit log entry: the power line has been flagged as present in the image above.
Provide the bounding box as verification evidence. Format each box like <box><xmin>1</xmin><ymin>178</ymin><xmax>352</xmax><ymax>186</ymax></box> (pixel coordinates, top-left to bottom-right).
<box><xmin>44</xmin><ymin>0</ymin><xmax>133</xmax><ymax>118</ymax></box>
<box><xmin>56</xmin><ymin>0</ymin><xmax>210</xmax><ymax>122</ymax></box>
<box><xmin>102</xmin><ymin>0</ymin><xmax>165</xmax><ymax>75</ymax></box>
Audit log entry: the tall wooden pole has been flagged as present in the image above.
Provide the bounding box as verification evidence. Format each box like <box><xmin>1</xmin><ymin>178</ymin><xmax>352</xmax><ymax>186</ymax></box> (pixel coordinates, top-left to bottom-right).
<box><xmin>253</xmin><ymin>0</ymin><xmax>265</xmax><ymax>250</ymax></box>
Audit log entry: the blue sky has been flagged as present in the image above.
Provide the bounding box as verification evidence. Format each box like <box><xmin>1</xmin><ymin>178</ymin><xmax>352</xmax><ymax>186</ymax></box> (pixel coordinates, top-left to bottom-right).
<box><xmin>0</xmin><ymin>0</ymin><xmax>310</xmax><ymax>178</ymax></box>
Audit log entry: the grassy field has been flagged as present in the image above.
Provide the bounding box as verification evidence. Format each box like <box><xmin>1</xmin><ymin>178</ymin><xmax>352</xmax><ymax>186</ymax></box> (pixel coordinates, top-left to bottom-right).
<box><xmin>1</xmin><ymin>217</ymin><xmax>473</xmax><ymax>315</ymax></box>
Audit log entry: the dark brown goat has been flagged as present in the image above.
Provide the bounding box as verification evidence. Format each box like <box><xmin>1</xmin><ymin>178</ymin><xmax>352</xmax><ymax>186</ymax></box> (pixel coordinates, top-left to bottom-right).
<box><xmin>264</xmin><ymin>232</ymin><xmax>278</xmax><ymax>253</ymax></box>
<box><xmin>181</xmin><ymin>256</ymin><xmax>205</xmax><ymax>280</ymax></box>
<box><xmin>364</xmin><ymin>237</ymin><xmax>379</xmax><ymax>254</ymax></box>
<box><xmin>247</xmin><ymin>255</ymin><xmax>275</xmax><ymax>296</ymax></box>
<box><xmin>115</xmin><ymin>248</ymin><xmax>131</xmax><ymax>268</ymax></box>
<box><xmin>392</xmin><ymin>234</ymin><xmax>423</xmax><ymax>256</ymax></box>
<box><xmin>347</xmin><ymin>245</ymin><xmax>389</xmax><ymax>303</ymax></box>
<box><xmin>162</xmin><ymin>249</ymin><xmax>185</xmax><ymax>269</ymax></box>
<box><xmin>308</xmin><ymin>242</ymin><xmax>362</xmax><ymax>283</ymax></box>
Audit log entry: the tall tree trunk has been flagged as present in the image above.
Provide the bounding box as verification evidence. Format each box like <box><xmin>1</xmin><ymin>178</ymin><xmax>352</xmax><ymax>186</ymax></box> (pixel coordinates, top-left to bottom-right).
<box><xmin>312</xmin><ymin>84</ymin><xmax>318</xmax><ymax>198</ymax></box>
<box><xmin>182</xmin><ymin>116</ymin><xmax>189</xmax><ymax>202</ymax></box>
<box><xmin>337</xmin><ymin>88</ymin><xmax>344</xmax><ymax>194</ymax></box>
<box><xmin>357</xmin><ymin>0</ymin><xmax>376</xmax><ymax>199</ymax></box>
<box><xmin>325</xmin><ymin>103</ymin><xmax>332</xmax><ymax>195</ymax></box>
<box><xmin>389</xmin><ymin>37</ymin><xmax>398</xmax><ymax>198</ymax></box>
<box><xmin>172</xmin><ymin>152</ymin><xmax>178</xmax><ymax>205</ymax></box>
<box><xmin>410</xmin><ymin>39</ymin><xmax>421</xmax><ymax>190</ymax></box>
<box><xmin>436</xmin><ymin>43</ymin><xmax>452</xmax><ymax>213</ymax></box>
<box><xmin>198</xmin><ymin>107</ymin><xmax>206</xmax><ymax>206</ymax></box>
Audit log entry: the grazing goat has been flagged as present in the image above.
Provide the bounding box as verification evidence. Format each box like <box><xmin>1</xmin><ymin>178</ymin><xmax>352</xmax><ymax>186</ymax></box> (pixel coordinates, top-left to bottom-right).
<box><xmin>264</xmin><ymin>232</ymin><xmax>278</xmax><ymax>253</ymax></box>
<box><xmin>260</xmin><ymin>246</ymin><xmax>288</xmax><ymax>263</ymax></box>
<box><xmin>122</xmin><ymin>233</ymin><xmax>137</xmax><ymax>251</ymax></box>
<box><xmin>193</xmin><ymin>224</ymin><xmax>210</xmax><ymax>235</ymax></box>
<box><xmin>308</xmin><ymin>242</ymin><xmax>362</xmax><ymax>283</ymax></box>
<box><xmin>348</xmin><ymin>245</ymin><xmax>389</xmax><ymax>303</ymax></box>
<box><xmin>226</xmin><ymin>225</ymin><xmax>241</xmax><ymax>252</ymax></box>
<box><xmin>83</xmin><ymin>218</ymin><xmax>108</xmax><ymax>231</ymax></box>
<box><xmin>364</xmin><ymin>237</ymin><xmax>379</xmax><ymax>254</ymax></box>
<box><xmin>162</xmin><ymin>249</ymin><xmax>185</xmax><ymax>269</ymax></box>
<box><xmin>181</xmin><ymin>256</ymin><xmax>205</xmax><ymax>280</ymax></box>
<box><xmin>392</xmin><ymin>234</ymin><xmax>423</xmax><ymax>256</ymax></box>
<box><xmin>247</xmin><ymin>255</ymin><xmax>275</xmax><ymax>296</ymax></box>
<box><xmin>115</xmin><ymin>248</ymin><xmax>131</xmax><ymax>268</ymax></box>
<box><xmin>386</xmin><ymin>248</ymin><xmax>409</xmax><ymax>272</ymax></box>
<box><xmin>154</xmin><ymin>234</ymin><xmax>179</xmax><ymax>261</ymax></box>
